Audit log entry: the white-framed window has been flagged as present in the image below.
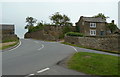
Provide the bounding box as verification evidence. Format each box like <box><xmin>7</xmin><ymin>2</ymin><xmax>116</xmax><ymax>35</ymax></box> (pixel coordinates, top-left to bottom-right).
<box><xmin>90</xmin><ymin>23</ymin><xmax>96</xmax><ymax>28</ymax></box>
<box><xmin>90</xmin><ymin>29</ymin><xmax>96</xmax><ymax>36</ymax></box>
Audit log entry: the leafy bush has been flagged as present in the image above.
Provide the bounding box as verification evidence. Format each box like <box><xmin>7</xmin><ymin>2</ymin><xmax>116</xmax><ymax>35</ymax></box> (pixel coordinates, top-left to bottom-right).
<box><xmin>63</xmin><ymin>26</ymin><xmax>71</xmax><ymax>34</ymax></box>
<box><xmin>27</xmin><ymin>21</ymin><xmax>53</xmax><ymax>33</ymax></box>
<box><xmin>65</xmin><ymin>32</ymin><xmax>84</xmax><ymax>37</ymax></box>
<box><xmin>28</xmin><ymin>24</ymin><xmax>47</xmax><ymax>33</ymax></box>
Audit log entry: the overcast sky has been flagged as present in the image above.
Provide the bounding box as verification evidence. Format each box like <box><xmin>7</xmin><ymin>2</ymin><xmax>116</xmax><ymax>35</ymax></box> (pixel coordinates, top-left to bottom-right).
<box><xmin>1</xmin><ymin>0</ymin><xmax>120</xmax><ymax>38</ymax></box>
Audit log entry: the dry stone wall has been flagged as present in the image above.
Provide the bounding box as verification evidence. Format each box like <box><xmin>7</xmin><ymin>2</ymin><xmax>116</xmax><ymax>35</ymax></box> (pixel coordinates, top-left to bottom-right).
<box><xmin>24</xmin><ymin>26</ymin><xmax>75</xmax><ymax>41</ymax></box>
<box><xmin>25</xmin><ymin>30</ymin><xmax>57</xmax><ymax>41</ymax></box>
<box><xmin>65</xmin><ymin>35</ymin><xmax>120</xmax><ymax>52</ymax></box>
<box><xmin>25</xmin><ymin>27</ymin><xmax>62</xmax><ymax>41</ymax></box>
<box><xmin>2</xmin><ymin>34</ymin><xmax>19</xmax><ymax>43</ymax></box>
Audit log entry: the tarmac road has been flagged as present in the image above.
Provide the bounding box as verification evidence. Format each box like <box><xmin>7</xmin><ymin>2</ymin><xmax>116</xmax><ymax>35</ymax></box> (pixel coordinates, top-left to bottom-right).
<box><xmin>2</xmin><ymin>39</ymin><xmax>118</xmax><ymax>76</ymax></box>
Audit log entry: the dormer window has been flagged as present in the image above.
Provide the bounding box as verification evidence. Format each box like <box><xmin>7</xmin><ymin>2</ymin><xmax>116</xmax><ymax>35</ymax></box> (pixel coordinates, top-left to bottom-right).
<box><xmin>90</xmin><ymin>23</ymin><xmax>96</xmax><ymax>28</ymax></box>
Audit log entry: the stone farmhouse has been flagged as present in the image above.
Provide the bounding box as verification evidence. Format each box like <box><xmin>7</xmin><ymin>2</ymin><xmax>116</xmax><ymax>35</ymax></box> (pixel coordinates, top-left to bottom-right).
<box><xmin>76</xmin><ymin>16</ymin><xmax>110</xmax><ymax>36</ymax></box>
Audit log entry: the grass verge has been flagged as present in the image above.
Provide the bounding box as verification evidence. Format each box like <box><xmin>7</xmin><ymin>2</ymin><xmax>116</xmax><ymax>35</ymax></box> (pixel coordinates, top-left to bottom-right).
<box><xmin>61</xmin><ymin>42</ymin><xmax>120</xmax><ymax>54</ymax></box>
<box><xmin>2</xmin><ymin>37</ymin><xmax>19</xmax><ymax>43</ymax></box>
<box><xmin>67</xmin><ymin>52</ymin><xmax>119</xmax><ymax>76</ymax></box>
<box><xmin>0</xmin><ymin>41</ymin><xmax>19</xmax><ymax>50</ymax></box>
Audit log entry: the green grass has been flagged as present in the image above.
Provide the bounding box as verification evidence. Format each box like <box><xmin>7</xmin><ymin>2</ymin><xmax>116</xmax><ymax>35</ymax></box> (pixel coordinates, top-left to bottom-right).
<box><xmin>0</xmin><ymin>41</ymin><xmax>19</xmax><ymax>50</ymax></box>
<box><xmin>65</xmin><ymin>32</ymin><xmax>84</xmax><ymax>37</ymax></box>
<box><xmin>2</xmin><ymin>38</ymin><xmax>19</xmax><ymax>43</ymax></box>
<box><xmin>67</xmin><ymin>52</ymin><xmax>119</xmax><ymax>76</ymax></box>
<box><xmin>61</xmin><ymin>42</ymin><xmax>120</xmax><ymax>54</ymax></box>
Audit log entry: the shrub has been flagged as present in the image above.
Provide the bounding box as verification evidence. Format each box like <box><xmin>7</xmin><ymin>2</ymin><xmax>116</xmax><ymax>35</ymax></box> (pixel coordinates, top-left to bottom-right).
<box><xmin>63</xmin><ymin>26</ymin><xmax>71</xmax><ymax>34</ymax></box>
<box><xmin>28</xmin><ymin>25</ymin><xmax>47</xmax><ymax>33</ymax></box>
<box><xmin>65</xmin><ymin>32</ymin><xmax>84</xmax><ymax>37</ymax></box>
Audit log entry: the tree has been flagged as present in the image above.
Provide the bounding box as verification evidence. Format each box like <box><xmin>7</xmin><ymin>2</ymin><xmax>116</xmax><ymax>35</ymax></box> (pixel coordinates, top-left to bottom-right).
<box><xmin>50</xmin><ymin>12</ymin><xmax>63</xmax><ymax>26</ymax></box>
<box><xmin>37</xmin><ymin>21</ymin><xmax>44</xmax><ymax>27</ymax></box>
<box><xmin>107</xmin><ymin>20</ymin><xmax>117</xmax><ymax>33</ymax></box>
<box><xmin>62</xmin><ymin>15</ymin><xmax>71</xmax><ymax>26</ymax></box>
<box><xmin>25</xmin><ymin>17</ymin><xmax>37</xmax><ymax>29</ymax></box>
<box><xmin>50</xmin><ymin>12</ymin><xmax>72</xmax><ymax>26</ymax></box>
<box><xmin>93</xmin><ymin>13</ymin><xmax>109</xmax><ymax>19</ymax></box>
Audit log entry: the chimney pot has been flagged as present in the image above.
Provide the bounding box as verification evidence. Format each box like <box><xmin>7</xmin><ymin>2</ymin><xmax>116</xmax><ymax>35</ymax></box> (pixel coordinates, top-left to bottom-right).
<box><xmin>112</xmin><ymin>20</ymin><xmax>114</xmax><ymax>24</ymax></box>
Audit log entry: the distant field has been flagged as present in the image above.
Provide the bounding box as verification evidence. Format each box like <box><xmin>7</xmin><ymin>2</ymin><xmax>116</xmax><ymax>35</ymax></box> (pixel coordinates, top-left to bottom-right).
<box><xmin>67</xmin><ymin>52</ymin><xmax>119</xmax><ymax>76</ymax></box>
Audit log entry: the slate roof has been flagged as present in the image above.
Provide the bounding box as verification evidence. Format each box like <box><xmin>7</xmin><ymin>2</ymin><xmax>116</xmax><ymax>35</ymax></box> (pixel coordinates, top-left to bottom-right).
<box><xmin>81</xmin><ymin>16</ymin><xmax>106</xmax><ymax>23</ymax></box>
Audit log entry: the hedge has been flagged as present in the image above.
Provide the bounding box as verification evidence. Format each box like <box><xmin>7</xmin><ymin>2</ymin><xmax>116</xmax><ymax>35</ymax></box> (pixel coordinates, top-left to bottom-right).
<box><xmin>65</xmin><ymin>32</ymin><xmax>84</xmax><ymax>37</ymax></box>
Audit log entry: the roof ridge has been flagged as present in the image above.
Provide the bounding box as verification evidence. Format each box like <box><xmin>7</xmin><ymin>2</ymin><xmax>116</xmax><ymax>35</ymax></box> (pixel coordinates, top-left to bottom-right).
<box><xmin>82</xmin><ymin>17</ymin><xmax>103</xmax><ymax>18</ymax></box>
<box><xmin>80</xmin><ymin>16</ymin><xmax>106</xmax><ymax>22</ymax></box>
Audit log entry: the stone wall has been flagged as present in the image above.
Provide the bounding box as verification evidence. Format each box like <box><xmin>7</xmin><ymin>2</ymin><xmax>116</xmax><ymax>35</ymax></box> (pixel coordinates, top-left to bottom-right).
<box><xmin>0</xmin><ymin>24</ymin><xmax>14</xmax><ymax>35</ymax></box>
<box><xmin>65</xmin><ymin>34</ymin><xmax>120</xmax><ymax>52</ymax></box>
<box><xmin>24</xmin><ymin>26</ymin><xmax>76</xmax><ymax>41</ymax></box>
<box><xmin>0</xmin><ymin>24</ymin><xmax>18</xmax><ymax>43</ymax></box>
<box><xmin>1</xmin><ymin>34</ymin><xmax>19</xmax><ymax>43</ymax></box>
<box><xmin>25</xmin><ymin>30</ymin><xmax>57</xmax><ymax>41</ymax></box>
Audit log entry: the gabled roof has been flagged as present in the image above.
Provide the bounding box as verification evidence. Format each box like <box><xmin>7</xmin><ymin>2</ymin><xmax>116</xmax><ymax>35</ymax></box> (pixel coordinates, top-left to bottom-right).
<box><xmin>114</xmin><ymin>27</ymin><xmax>120</xmax><ymax>34</ymax></box>
<box><xmin>80</xmin><ymin>16</ymin><xmax>106</xmax><ymax>23</ymax></box>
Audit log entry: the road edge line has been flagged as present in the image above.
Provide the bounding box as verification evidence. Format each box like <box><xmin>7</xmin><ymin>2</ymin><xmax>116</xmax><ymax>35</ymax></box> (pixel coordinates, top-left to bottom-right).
<box><xmin>8</xmin><ymin>40</ymin><xmax>21</xmax><ymax>51</ymax></box>
<box><xmin>70</xmin><ymin>46</ymin><xmax>78</xmax><ymax>52</ymax></box>
<box><xmin>61</xmin><ymin>44</ymin><xmax>78</xmax><ymax>52</ymax></box>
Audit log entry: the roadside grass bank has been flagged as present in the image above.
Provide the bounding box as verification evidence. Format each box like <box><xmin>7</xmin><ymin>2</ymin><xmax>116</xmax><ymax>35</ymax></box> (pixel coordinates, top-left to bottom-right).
<box><xmin>2</xmin><ymin>38</ymin><xmax>19</xmax><ymax>43</ymax></box>
<box><xmin>0</xmin><ymin>40</ymin><xmax>19</xmax><ymax>50</ymax></box>
<box><xmin>61</xmin><ymin>42</ymin><xmax>120</xmax><ymax>54</ymax></box>
<box><xmin>67</xmin><ymin>52</ymin><xmax>119</xmax><ymax>76</ymax></box>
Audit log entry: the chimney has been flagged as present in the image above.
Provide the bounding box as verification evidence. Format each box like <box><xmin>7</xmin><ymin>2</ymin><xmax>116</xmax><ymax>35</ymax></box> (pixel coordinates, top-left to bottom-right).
<box><xmin>80</xmin><ymin>16</ymin><xmax>84</xmax><ymax>18</ymax></box>
<box><xmin>112</xmin><ymin>20</ymin><xmax>114</xmax><ymax>24</ymax></box>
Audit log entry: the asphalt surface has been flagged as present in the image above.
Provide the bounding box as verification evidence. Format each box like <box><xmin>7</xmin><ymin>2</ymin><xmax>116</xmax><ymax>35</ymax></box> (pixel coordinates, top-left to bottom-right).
<box><xmin>2</xmin><ymin>39</ymin><xmax>85</xmax><ymax>75</ymax></box>
<box><xmin>2</xmin><ymin>39</ymin><xmax>119</xmax><ymax>75</ymax></box>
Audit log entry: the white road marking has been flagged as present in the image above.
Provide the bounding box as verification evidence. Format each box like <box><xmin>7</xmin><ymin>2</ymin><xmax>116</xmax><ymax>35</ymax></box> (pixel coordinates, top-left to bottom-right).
<box><xmin>37</xmin><ymin>68</ymin><xmax>50</xmax><ymax>73</ymax></box>
<box><xmin>25</xmin><ymin>68</ymin><xmax>50</xmax><ymax>77</ymax></box>
<box><xmin>70</xmin><ymin>46</ymin><xmax>78</xmax><ymax>52</ymax></box>
<box><xmin>33</xmin><ymin>40</ymin><xmax>45</xmax><ymax>51</ymax></box>
<box><xmin>25</xmin><ymin>73</ymin><xmax>35</xmax><ymax>77</ymax></box>
<box><xmin>37</xmin><ymin>44</ymin><xmax>44</xmax><ymax>50</ymax></box>
<box><xmin>8</xmin><ymin>41</ymin><xmax>21</xmax><ymax>51</ymax></box>
<box><xmin>29</xmin><ymin>73</ymin><xmax>35</xmax><ymax>76</ymax></box>
<box><xmin>61</xmin><ymin>44</ymin><xmax>78</xmax><ymax>52</ymax></box>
